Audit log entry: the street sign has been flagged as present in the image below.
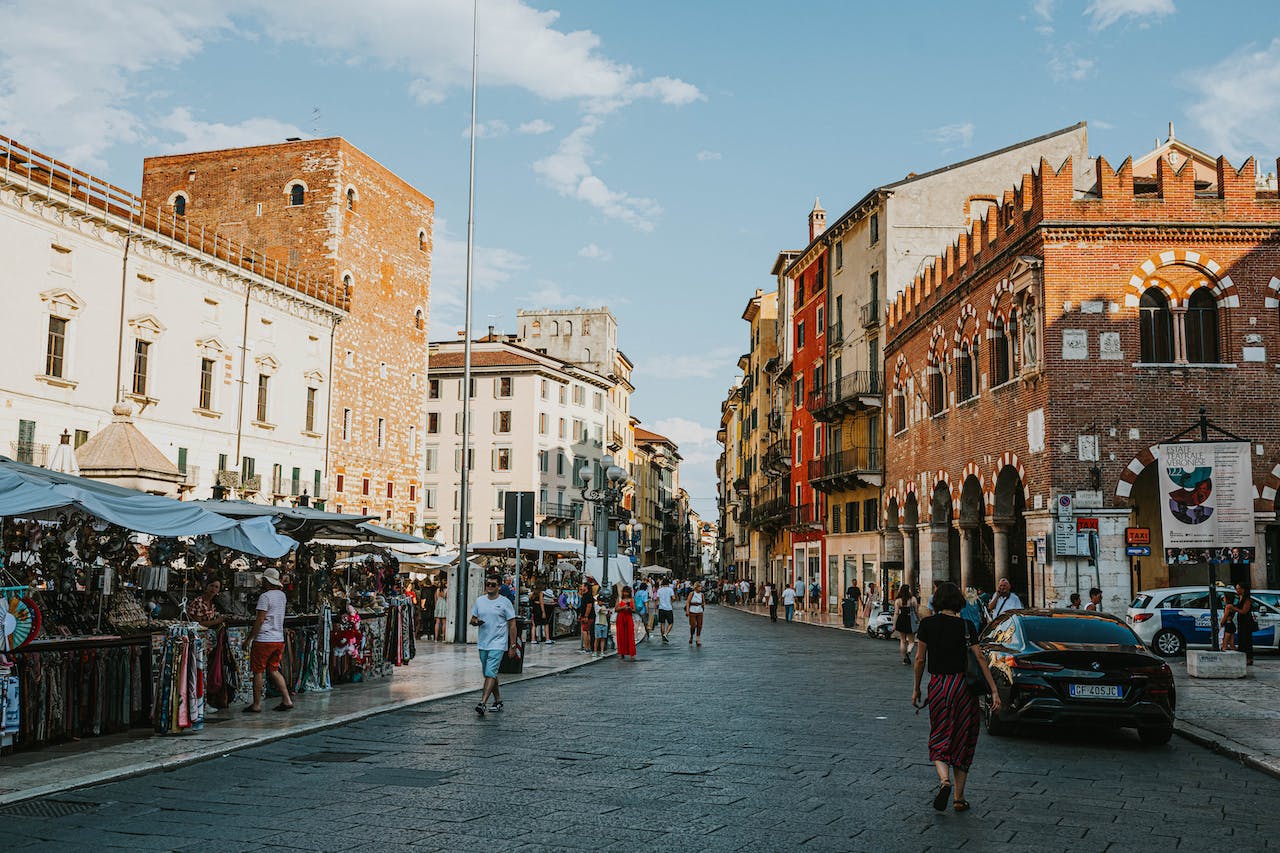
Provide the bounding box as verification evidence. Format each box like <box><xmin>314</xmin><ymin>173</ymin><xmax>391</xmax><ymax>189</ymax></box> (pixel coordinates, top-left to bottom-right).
<box><xmin>1076</xmin><ymin>517</ymin><xmax>1099</xmax><ymax>532</ymax></box>
<box><xmin>1057</xmin><ymin>494</ymin><xmax>1074</xmax><ymax>518</ymax></box>
<box><xmin>1126</xmin><ymin>527</ymin><xmax>1151</xmax><ymax>546</ymax></box>
<box><xmin>1126</xmin><ymin>545</ymin><xmax>1151</xmax><ymax>557</ymax></box>
<box><xmin>1054</xmin><ymin>520</ymin><xmax>1078</xmax><ymax>556</ymax></box>
<box><xmin>503</xmin><ymin>492</ymin><xmax>535</xmax><ymax>539</ymax></box>
<box><xmin>1035</xmin><ymin>537</ymin><xmax>1048</xmax><ymax>563</ymax></box>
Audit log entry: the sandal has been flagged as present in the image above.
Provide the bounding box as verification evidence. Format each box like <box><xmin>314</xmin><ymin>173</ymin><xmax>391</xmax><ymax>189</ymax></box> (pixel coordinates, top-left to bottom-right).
<box><xmin>953</xmin><ymin>799</ymin><xmax>970</xmax><ymax>812</ymax></box>
<box><xmin>241</xmin><ymin>706</ymin><xmax>261</xmax><ymax>714</ymax></box>
<box><xmin>273</xmin><ymin>703</ymin><xmax>294</xmax><ymax>712</ymax></box>
<box><xmin>932</xmin><ymin>782</ymin><xmax>952</xmax><ymax>812</ymax></box>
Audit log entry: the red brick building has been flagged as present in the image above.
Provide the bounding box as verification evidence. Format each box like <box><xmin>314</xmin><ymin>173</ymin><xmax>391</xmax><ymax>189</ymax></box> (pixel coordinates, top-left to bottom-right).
<box><xmin>787</xmin><ymin>201</ymin><xmax>830</xmax><ymax>605</ymax></box>
<box><xmin>140</xmin><ymin>138</ymin><xmax>433</xmax><ymax>530</ymax></box>
<box><xmin>883</xmin><ymin>139</ymin><xmax>1280</xmax><ymax>611</ymax></box>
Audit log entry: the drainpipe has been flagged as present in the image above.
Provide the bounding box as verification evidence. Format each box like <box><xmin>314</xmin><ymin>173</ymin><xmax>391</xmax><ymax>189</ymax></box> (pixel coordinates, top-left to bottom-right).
<box><xmin>115</xmin><ymin>232</ymin><xmax>136</xmax><ymax>404</ymax></box>
<box><xmin>324</xmin><ymin>311</ymin><xmax>340</xmax><ymax>507</ymax></box>
<box><xmin>233</xmin><ymin>284</ymin><xmax>253</xmax><ymax>472</ymax></box>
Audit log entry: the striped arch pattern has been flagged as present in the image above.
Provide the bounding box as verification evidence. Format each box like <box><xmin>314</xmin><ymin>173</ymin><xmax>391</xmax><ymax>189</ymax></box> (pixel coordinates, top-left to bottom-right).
<box><xmin>953</xmin><ymin>304</ymin><xmax>979</xmax><ymax>357</ymax></box>
<box><xmin>926</xmin><ymin>325</ymin><xmax>948</xmax><ymax>371</ymax></box>
<box><xmin>884</xmin><ymin>485</ymin><xmax>901</xmax><ymax>525</ymax></box>
<box><xmin>985</xmin><ymin>278</ymin><xmax>1015</xmax><ymax>339</ymax></box>
<box><xmin>893</xmin><ymin>355</ymin><xmax>911</xmax><ymax>390</ymax></box>
<box><xmin>1122</xmin><ymin>250</ymin><xmax>1241</xmax><ymax>310</ymax></box>
<box><xmin>930</xmin><ymin>469</ymin><xmax>959</xmax><ymax>520</ymax></box>
<box><xmin>1265</xmin><ymin>276</ymin><xmax>1280</xmax><ymax>310</ymax></box>
<box><xmin>958</xmin><ymin>461</ymin><xmax>993</xmax><ymax>514</ymax></box>
<box><xmin>993</xmin><ymin>452</ymin><xmax>1030</xmax><ymax>503</ymax></box>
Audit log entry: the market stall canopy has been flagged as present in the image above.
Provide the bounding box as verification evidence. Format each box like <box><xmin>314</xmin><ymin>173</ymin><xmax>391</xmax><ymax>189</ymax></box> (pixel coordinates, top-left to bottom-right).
<box><xmin>336</xmin><ymin>552</ymin><xmax>435</xmax><ymax>567</ymax></box>
<box><xmin>639</xmin><ymin>565</ymin><xmax>672</xmax><ymax>576</ymax></box>
<box><xmin>74</xmin><ymin>401</ymin><xmax>183</xmax><ymax>496</ymax></box>
<box><xmin>468</xmin><ymin>536</ymin><xmax>587</xmax><ymax>555</ymax></box>
<box><xmin>191</xmin><ymin>500</ymin><xmax>378</xmax><ymax>541</ymax></box>
<box><xmin>355</xmin><ymin>523</ymin><xmax>442</xmax><ymax>548</ymax></box>
<box><xmin>208</xmin><ymin>515</ymin><xmax>296</xmax><ymax>559</ymax></box>
<box><xmin>0</xmin><ymin>460</ymin><xmax>234</xmax><ymax>537</ymax></box>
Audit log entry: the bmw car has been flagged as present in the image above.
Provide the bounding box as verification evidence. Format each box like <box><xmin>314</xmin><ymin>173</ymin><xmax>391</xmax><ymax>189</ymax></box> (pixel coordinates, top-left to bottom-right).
<box><xmin>1126</xmin><ymin>586</ymin><xmax>1280</xmax><ymax>657</ymax></box>
<box><xmin>978</xmin><ymin>610</ymin><xmax>1176</xmax><ymax>745</ymax></box>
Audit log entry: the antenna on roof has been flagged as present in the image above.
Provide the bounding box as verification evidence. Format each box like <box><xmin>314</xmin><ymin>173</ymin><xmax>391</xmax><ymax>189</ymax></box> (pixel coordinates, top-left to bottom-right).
<box><xmin>1168</xmin><ymin>121</ymin><xmax>1175</xmax><ymax>141</ymax></box>
<box><xmin>311</xmin><ymin>107</ymin><xmax>321</xmax><ymax>136</ymax></box>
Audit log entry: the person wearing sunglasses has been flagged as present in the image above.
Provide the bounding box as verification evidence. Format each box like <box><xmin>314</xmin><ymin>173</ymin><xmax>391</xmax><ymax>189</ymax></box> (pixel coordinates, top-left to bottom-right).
<box><xmin>470</xmin><ymin>575</ymin><xmax>517</xmax><ymax>715</ymax></box>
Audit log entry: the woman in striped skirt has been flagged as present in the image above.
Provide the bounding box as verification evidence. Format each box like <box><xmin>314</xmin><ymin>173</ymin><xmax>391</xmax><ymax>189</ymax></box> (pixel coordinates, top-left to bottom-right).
<box><xmin>910</xmin><ymin>581</ymin><xmax>1000</xmax><ymax>812</ymax></box>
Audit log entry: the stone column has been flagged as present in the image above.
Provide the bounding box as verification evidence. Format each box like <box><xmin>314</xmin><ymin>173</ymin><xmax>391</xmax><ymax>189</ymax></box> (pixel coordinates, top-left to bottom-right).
<box><xmin>992</xmin><ymin>519</ymin><xmax>1011</xmax><ymax>588</ymax></box>
<box><xmin>957</xmin><ymin>524</ymin><xmax>975</xmax><ymax>591</ymax></box>
<box><xmin>901</xmin><ymin>529</ymin><xmax>917</xmax><ymax>590</ymax></box>
<box><xmin>916</xmin><ymin>523</ymin><xmax>935</xmax><ymax>593</ymax></box>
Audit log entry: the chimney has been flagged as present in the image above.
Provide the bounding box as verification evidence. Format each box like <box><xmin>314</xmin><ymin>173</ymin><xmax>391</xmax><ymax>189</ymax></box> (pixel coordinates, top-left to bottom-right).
<box><xmin>488</xmin><ymin>324</ymin><xmax>495</xmax><ymax>339</ymax></box>
<box><xmin>809</xmin><ymin>197</ymin><xmax>826</xmax><ymax>241</ymax></box>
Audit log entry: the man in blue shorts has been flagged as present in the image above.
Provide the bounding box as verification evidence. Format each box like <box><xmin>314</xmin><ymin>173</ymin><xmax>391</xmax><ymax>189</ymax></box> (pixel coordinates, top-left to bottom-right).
<box><xmin>470</xmin><ymin>575</ymin><xmax>517</xmax><ymax>716</ymax></box>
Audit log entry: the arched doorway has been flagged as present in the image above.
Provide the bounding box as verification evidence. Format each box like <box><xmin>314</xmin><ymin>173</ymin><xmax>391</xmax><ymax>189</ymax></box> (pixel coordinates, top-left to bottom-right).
<box><xmin>959</xmin><ymin>475</ymin><xmax>992</xmax><ymax>593</ymax></box>
<box><xmin>993</xmin><ymin>465</ymin><xmax>1028</xmax><ymax>603</ymax></box>
<box><xmin>931</xmin><ymin>482</ymin><xmax>955</xmax><ymax>585</ymax></box>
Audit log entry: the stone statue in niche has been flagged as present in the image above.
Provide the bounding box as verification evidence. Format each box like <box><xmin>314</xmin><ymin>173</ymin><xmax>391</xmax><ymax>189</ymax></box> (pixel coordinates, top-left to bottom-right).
<box><xmin>1022</xmin><ymin>304</ymin><xmax>1038</xmax><ymax>367</ymax></box>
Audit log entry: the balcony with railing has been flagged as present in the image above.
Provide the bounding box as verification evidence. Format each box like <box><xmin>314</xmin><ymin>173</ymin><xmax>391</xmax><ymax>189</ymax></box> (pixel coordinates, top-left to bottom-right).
<box><xmin>747</xmin><ymin>484</ymin><xmax>790</xmax><ymax>532</ymax></box>
<box><xmin>10</xmin><ymin>441</ymin><xmax>48</xmax><ymax>467</ymax></box>
<box><xmin>179</xmin><ymin>464</ymin><xmax>201</xmax><ymax>491</ymax></box>
<box><xmin>807</xmin><ymin>370</ymin><xmax>883</xmax><ymax>422</ymax></box>
<box><xmin>763</xmin><ymin>439</ymin><xmax>791</xmax><ymax>476</ymax></box>
<box><xmin>860</xmin><ymin>300</ymin><xmax>880</xmax><ymax>328</ymax></box>
<box><xmin>539</xmin><ymin>500</ymin><xmax>582</xmax><ymax>521</ymax></box>
<box><xmin>807</xmin><ymin>446</ymin><xmax>883</xmax><ymax>492</ymax></box>
<box><xmin>788</xmin><ymin>503</ymin><xmax>821</xmax><ymax>530</ymax></box>
<box><xmin>767</xmin><ymin>411</ymin><xmax>783</xmax><ymax>432</ymax></box>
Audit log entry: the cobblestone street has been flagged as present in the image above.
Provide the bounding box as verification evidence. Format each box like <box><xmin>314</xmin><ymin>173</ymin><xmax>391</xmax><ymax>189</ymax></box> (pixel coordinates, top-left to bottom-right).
<box><xmin>12</xmin><ymin>607</ymin><xmax>1280</xmax><ymax>852</ymax></box>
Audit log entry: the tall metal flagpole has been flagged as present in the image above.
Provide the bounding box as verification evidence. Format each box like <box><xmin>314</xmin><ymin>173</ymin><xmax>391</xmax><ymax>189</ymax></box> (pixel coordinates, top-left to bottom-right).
<box><xmin>454</xmin><ymin>0</ymin><xmax>480</xmax><ymax>643</ymax></box>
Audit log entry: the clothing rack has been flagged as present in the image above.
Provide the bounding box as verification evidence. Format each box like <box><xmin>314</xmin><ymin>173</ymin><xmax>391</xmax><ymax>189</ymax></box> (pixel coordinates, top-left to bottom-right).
<box><xmin>153</xmin><ymin>622</ymin><xmax>204</xmax><ymax>734</ymax></box>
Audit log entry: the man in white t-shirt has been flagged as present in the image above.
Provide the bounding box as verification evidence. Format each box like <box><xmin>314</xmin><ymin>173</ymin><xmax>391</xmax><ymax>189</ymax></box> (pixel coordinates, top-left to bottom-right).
<box><xmin>240</xmin><ymin>567</ymin><xmax>293</xmax><ymax>713</ymax></box>
<box><xmin>655</xmin><ymin>578</ymin><xmax>676</xmax><ymax>643</ymax></box>
<box><xmin>987</xmin><ymin>577</ymin><xmax>1024</xmax><ymax>620</ymax></box>
<box><xmin>781</xmin><ymin>584</ymin><xmax>797</xmax><ymax>622</ymax></box>
<box><xmin>470</xmin><ymin>575</ymin><xmax>517</xmax><ymax>716</ymax></box>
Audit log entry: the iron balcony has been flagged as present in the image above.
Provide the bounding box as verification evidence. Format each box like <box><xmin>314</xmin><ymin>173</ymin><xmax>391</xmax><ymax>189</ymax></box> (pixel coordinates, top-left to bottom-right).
<box><xmin>807</xmin><ymin>446</ymin><xmax>884</xmax><ymax>492</ymax></box>
<box><xmin>807</xmin><ymin>370</ymin><xmax>883</xmax><ymax>422</ymax></box>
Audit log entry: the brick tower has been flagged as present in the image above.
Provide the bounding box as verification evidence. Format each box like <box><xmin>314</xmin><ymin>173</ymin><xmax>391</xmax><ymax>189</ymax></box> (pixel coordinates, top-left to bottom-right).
<box><xmin>140</xmin><ymin>137</ymin><xmax>433</xmax><ymax>530</ymax></box>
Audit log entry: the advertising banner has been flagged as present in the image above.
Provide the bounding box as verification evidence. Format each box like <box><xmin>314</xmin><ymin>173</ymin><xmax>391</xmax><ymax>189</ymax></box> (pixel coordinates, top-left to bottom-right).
<box><xmin>1156</xmin><ymin>441</ymin><xmax>1254</xmax><ymax>564</ymax></box>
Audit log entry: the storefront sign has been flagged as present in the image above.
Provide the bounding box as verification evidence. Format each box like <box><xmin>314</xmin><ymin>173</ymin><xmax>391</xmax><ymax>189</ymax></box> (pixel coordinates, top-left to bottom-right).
<box><xmin>1157</xmin><ymin>441</ymin><xmax>1255</xmax><ymax>563</ymax></box>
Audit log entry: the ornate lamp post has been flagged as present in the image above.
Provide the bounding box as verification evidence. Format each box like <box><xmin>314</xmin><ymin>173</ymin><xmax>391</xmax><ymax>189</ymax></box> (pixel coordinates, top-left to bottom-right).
<box><xmin>579</xmin><ymin>455</ymin><xmax>628</xmax><ymax>590</ymax></box>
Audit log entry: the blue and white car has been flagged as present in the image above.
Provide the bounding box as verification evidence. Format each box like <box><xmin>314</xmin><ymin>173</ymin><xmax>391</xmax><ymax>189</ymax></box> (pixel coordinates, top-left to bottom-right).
<box><xmin>1127</xmin><ymin>586</ymin><xmax>1280</xmax><ymax>657</ymax></box>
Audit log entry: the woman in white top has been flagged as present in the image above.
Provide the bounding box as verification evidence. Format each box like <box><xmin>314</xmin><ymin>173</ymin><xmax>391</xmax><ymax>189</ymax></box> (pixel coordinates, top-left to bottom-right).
<box><xmin>685</xmin><ymin>581</ymin><xmax>706</xmax><ymax>646</ymax></box>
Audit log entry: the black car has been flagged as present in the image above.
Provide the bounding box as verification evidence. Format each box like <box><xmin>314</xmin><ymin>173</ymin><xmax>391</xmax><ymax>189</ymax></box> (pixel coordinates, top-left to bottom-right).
<box><xmin>978</xmin><ymin>609</ymin><xmax>1176</xmax><ymax>745</ymax></box>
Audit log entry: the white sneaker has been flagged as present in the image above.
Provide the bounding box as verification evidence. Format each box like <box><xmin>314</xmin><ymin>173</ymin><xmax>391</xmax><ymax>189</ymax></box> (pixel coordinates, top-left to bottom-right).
<box><xmin>546</xmin><ymin>640</ymin><xmax>555</xmax><ymax>645</ymax></box>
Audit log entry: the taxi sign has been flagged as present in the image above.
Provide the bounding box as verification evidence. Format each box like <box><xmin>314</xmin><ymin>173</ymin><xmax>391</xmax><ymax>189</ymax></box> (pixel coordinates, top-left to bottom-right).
<box><xmin>1076</xmin><ymin>517</ymin><xmax>1099</xmax><ymax>532</ymax></box>
<box><xmin>1126</xmin><ymin>527</ymin><xmax>1150</xmax><ymax>546</ymax></box>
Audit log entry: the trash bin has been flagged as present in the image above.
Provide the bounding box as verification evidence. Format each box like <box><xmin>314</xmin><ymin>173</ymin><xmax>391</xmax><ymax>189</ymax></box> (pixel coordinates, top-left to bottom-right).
<box><xmin>841</xmin><ymin>598</ymin><xmax>857</xmax><ymax>628</ymax></box>
<box><xmin>498</xmin><ymin>619</ymin><xmax>525</xmax><ymax>674</ymax></box>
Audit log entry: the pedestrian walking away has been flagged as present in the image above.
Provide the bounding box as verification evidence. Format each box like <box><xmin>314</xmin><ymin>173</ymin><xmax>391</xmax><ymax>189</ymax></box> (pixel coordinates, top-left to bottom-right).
<box><xmin>530</xmin><ymin>581</ymin><xmax>550</xmax><ymax>644</ymax></box>
<box><xmin>894</xmin><ymin>583</ymin><xmax>920</xmax><ymax>665</ymax></box>
<box><xmin>434</xmin><ymin>579</ymin><xmax>449</xmax><ymax>642</ymax></box>
<box><xmin>656</xmin><ymin>577</ymin><xmax>676</xmax><ymax>643</ymax></box>
<box><xmin>763</xmin><ymin>583</ymin><xmax>778</xmax><ymax>622</ymax></box>
<box><xmin>470</xmin><ymin>575</ymin><xmax>518</xmax><ymax>715</ymax></box>
<box><xmin>634</xmin><ymin>581</ymin><xmax>651</xmax><ymax>642</ymax></box>
<box><xmin>686</xmin><ymin>581</ymin><xmax>706</xmax><ymax>646</ymax></box>
<box><xmin>782</xmin><ymin>583</ymin><xmax>796</xmax><ymax>622</ymax></box>
<box><xmin>986</xmin><ymin>577</ymin><xmax>1023</xmax><ymax>619</ymax></box>
<box><xmin>911</xmin><ymin>582</ymin><xmax>1001</xmax><ymax>813</ymax></box>
<box><xmin>241</xmin><ymin>568</ymin><xmax>294</xmax><ymax>714</ymax></box>
<box><xmin>578</xmin><ymin>581</ymin><xmax>596</xmax><ymax>654</ymax></box>
<box><xmin>810</xmin><ymin>580</ymin><xmax>822</xmax><ymax>613</ymax></box>
<box><xmin>615</xmin><ymin>585</ymin><xmax>638</xmax><ymax>660</ymax></box>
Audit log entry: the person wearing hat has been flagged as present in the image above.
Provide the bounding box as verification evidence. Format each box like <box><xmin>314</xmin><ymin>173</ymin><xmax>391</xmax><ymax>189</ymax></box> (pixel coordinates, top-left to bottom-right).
<box><xmin>241</xmin><ymin>567</ymin><xmax>294</xmax><ymax>713</ymax></box>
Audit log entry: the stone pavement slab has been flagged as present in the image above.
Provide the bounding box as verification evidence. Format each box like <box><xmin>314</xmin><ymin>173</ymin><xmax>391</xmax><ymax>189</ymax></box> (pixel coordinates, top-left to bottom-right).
<box><xmin>14</xmin><ymin>606</ymin><xmax>1280</xmax><ymax>851</ymax></box>
<box><xmin>0</xmin><ymin>638</ymin><xmax>606</xmax><ymax>804</ymax></box>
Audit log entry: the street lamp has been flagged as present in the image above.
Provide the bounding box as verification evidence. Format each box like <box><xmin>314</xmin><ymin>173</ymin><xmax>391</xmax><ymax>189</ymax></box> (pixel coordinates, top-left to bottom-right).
<box><xmin>579</xmin><ymin>455</ymin><xmax>628</xmax><ymax>591</ymax></box>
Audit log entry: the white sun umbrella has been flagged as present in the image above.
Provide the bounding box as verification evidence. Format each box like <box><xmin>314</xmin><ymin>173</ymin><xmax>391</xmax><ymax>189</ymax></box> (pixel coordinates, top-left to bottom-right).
<box><xmin>47</xmin><ymin>430</ymin><xmax>79</xmax><ymax>475</ymax></box>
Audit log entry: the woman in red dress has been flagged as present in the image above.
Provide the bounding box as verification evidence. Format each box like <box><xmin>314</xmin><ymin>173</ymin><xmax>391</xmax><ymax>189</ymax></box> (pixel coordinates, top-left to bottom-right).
<box><xmin>615</xmin><ymin>585</ymin><xmax>638</xmax><ymax>660</ymax></box>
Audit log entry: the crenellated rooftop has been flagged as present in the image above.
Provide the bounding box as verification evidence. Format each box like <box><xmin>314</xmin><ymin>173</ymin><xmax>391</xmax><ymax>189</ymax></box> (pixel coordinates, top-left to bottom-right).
<box><xmin>886</xmin><ymin>154</ymin><xmax>1280</xmax><ymax>335</ymax></box>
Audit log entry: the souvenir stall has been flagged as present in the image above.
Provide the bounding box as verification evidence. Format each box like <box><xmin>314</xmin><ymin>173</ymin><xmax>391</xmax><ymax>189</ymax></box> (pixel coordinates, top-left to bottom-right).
<box><xmin>468</xmin><ymin>536</ymin><xmax>604</xmax><ymax>640</ymax></box>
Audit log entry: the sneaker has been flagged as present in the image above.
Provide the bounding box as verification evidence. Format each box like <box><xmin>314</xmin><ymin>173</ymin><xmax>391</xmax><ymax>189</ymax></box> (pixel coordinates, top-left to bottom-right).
<box><xmin>546</xmin><ymin>640</ymin><xmax>555</xmax><ymax>645</ymax></box>
<box><xmin>474</xmin><ymin>703</ymin><xmax>486</xmax><ymax>716</ymax></box>
<box><xmin>662</xmin><ymin>636</ymin><xmax>669</xmax><ymax>644</ymax></box>
<box><xmin>488</xmin><ymin>702</ymin><xmax>504</xmax><ymax>712</ymax></box>
<box><xmin>578</xmin><ymin>649</ymin><xmax>590</xmax><ymax>654</ymax></box>
<box><xmin>533</xmin><ymin>640</ymin><xmax>542</xmax><ymax>645</ymax></box>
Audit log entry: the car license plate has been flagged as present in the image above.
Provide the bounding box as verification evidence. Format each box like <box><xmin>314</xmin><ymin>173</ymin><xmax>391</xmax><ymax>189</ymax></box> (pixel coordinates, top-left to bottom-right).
<box><xmin>1069</xmin><ymin>683</ymin><xmax>1122</xmax><ymax>700</ymax></box>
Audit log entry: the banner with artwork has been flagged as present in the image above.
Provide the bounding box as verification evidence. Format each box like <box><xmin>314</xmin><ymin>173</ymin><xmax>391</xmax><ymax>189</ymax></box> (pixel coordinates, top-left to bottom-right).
<box><xmin>1157</xmin><ymin>441</ymin><xmax>1255</xmax><ymax>564</ymax></box>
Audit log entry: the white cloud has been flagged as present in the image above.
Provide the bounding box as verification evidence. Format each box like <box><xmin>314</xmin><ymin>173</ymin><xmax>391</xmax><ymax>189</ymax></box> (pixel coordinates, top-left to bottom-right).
<box><xmin>462</xmin><ymin>119</ymin><xmax>510</xmax><ymax>139</ymax></box>
<box><xmin>577</xmin><ymin>243</ymin><xmax>612</xmax><ymax>261</ymax></box>
<box><xmin>0</xmin><ymin>0</ymin><xmax>236</xmax><ymax>166</ymax></box>
<box><xmin>1031</xmin><ymin>0</ymin><xmax>1055</xmax><ymax>34</ymax></box>
<box><xmin>651</xmin><ymin>416</ymin><xmax>716</xmax><ymax>449</ymax></box>
<box><xmin>1085</xmin><ymin>0</ymin><xmax>1175</xmax><ymax>30</ymax></box>
<box><xmin>429</xmin><ymin>219</ymin><xmax>528</xmax><ymax>329</ymax></box>
<box><xmin>156</xmin><ymin>107</ymin><xmax>307</xmax><ymax>153</ymax></box>
<box><xmin>523</xmin><ymin>281</ymin><xmax>589</xmax><ymax>306</ymax></box>
<box><xmin>1188</xmin><ymin>38</ymin><xmax>1280</xmax><ymax>161</ymax></box>
<box><xmin>518</xmin><ymin>119</ymin><xmax>554</xmax><ymax>135</ymax></box>
<box><xmin>633</xmin><ymin>346</ymin><xmax>740</xmax><ymax>380</ymax></box>
<box><xmin>651</xmin><ymin>416</ymin><xmax>720</xmax><ymax>503</ymax></box>
<box><xmin>1047</xmin><ymin>46</ymin><xmax>1096</xmax><ymax>81</ymax></box>
<box><xmin>533</xmin><ymin>116</ymin><xmax>662</xmax><ymax>231</ymax></box>
<box><xmin>928</xmin><ymin>122</ymin><xmax>975</xmax><ymax>150</ymax></box>
<box><xmin>696</xmin><ymin>150</ymin><xmax>722</xmax><ymax>161</ymax></box>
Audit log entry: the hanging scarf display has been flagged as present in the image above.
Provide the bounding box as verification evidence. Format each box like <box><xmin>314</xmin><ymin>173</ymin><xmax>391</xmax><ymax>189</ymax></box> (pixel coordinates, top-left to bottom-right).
<box><xmin>153</xmin><ymin>623</ymin><xmax>204</xmax><ymax>734</ymax></box>
<box><xmin>204</xmin><ymin>627</ymin><xmax>239</xmax><ymax>710</ymax></box>
<box><xmin>9</xmin><ymin>642</ymin><xmax>146</xmax><ymax>748</ymax></box>
<box><xmin>382</xmin><ymin>595</ymin><xmax>416</xmax><ymax>666</ymax></box>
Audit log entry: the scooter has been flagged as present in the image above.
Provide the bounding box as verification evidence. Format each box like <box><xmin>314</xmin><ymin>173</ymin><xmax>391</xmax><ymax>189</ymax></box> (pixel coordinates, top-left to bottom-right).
<box><xmin>866</xmin><ymin>601</ymin><xmax>895</xmax><ymax>640</ymax></box>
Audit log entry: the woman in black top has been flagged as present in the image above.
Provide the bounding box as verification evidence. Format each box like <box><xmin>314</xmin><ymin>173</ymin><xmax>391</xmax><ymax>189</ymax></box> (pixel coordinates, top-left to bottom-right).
<box><xmin>894</xmin><ymin>584</ymin><xmax>919</xmax><ymax>665</ymax></box>
<box><xmin>1223</xmin><ymin>583</ymin><xmax>1255</xmax><ymax>665</ymax></box>
<box><xmin>911</xmin><ymin>582</ymin><xmax>1000</xmax><ymax>813</ymax></box>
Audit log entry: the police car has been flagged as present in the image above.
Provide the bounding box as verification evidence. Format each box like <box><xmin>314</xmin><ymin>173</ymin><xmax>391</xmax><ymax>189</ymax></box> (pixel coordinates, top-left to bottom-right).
<box><xmin>1127</xmin><ymin>586</ymin><xmax>1280</xmax><ymax>657</ymax></box>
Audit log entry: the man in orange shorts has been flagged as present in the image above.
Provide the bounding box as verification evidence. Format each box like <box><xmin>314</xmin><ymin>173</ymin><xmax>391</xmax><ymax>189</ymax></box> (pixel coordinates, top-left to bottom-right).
<box><xmin>241</xmin><ymin>567</ymin><xmax>295</xmax><ymax>713</ymax></box>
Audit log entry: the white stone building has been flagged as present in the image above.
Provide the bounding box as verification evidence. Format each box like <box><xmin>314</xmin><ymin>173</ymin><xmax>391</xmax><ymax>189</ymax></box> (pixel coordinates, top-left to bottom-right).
<box><xmin>0</xmin><ymin>135</ymin><xmax>342</xmax><ymax>500</ymax></box>
<box><xmin>423</xmin><ymin>338</ymin><xmax>610</xmax><ymax>546</ymax></box>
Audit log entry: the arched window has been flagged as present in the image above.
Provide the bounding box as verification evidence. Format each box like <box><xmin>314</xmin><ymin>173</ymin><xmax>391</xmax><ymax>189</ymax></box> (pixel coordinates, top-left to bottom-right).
<box><xmin>956</xmin><ymin>343</ymin><xmax>974</xmax><ymax>402</ymax></box>
<box><xmin>343</xmin><ymin>273</ymin><xmax>354</xmax><ymax>298</ymax></box>
<box><xmin>173</xmin><ymin>194</ymin><xmax>187</xmax><ymax>217</ymax></box>
<box><xmin>992</xmin><ymin>318</ymin><xmax>1009</xmax><ymax>386</ymax></box>
<box><xmin>894</xmin><ymin>389</ymin><xmax>906</xmax><ymax>432</ymax></box>
<box><xmin>564</xmin><ymin>320</ymin><xmax>573</xmax><ymax>336</ymax></box>
<box><xmin>1140</xmin><ymin>289</ymin><xmax>1175</xmax><ymax>363</ymax></box>
<box><xmin>418</xmin><ymin>230</ymin><xmax>427</xmax><ymax>252</ymax></box>
<box><xmin>583</xmin><ymin>347</ymin><xmax>591</xmax><ymax>362</ymax></box>
<box><xmin>1184</xmin><ymin>288</ymin><xmax>1219</xmax><ymax>364</ymax></box>
<box><xmin>550</xmin><ymin>320</ymin><xmax>559</xmax><ymax>336</ymax></box>
<box><xmin>414</xmin><ymin>308</ymin><xmax>425</xmax><ymax>331</ymax></box>
<box><xmin>346</xmin><ymin>188</ymin><xmax>356</xmax><ymax>211</ymax></box>
<box><xmin>289</xmin><ymin>183</ymin><xmax>305</xmax><ymax>206</ymax></box>
<box><xmin>929</xmin><ymin>367</ymin><xmax>945</xmax><ymax>414</ymax></box>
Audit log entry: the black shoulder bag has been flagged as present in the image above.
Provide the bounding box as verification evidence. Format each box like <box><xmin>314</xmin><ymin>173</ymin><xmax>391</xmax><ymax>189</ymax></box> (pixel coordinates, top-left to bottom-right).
<box><xmin>964</xmin><ymin>621</ymin><xmax>991</xmax><ymax>697</ymax></box>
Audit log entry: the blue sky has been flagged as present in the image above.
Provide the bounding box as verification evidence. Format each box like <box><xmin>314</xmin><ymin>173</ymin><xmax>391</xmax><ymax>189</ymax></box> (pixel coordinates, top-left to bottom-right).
<box><xmin>3</xmin><ymin>0</ymin><xmax>1279</xmax><ymax>511</ymax></box>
